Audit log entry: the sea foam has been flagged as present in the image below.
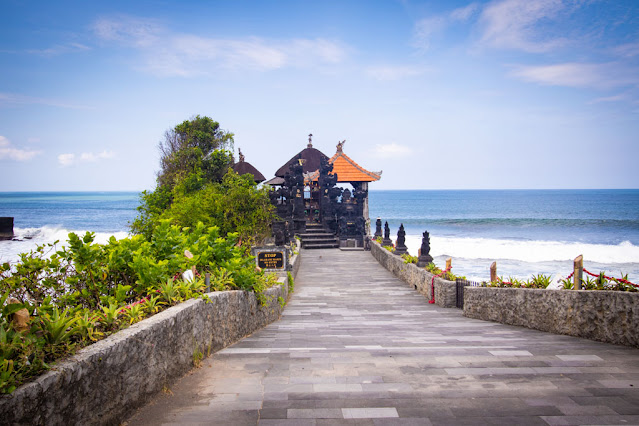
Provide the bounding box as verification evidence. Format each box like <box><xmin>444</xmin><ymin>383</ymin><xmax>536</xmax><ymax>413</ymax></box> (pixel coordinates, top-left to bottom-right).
<box><xmin>404</xmin><ymin>234</ymin><xmax>639</xmax><ymax>264</ymax></box>
<box><xmin>0</xmin><ymin>226</ymin><xmax>130</xmax><ymax>264</ymax></box>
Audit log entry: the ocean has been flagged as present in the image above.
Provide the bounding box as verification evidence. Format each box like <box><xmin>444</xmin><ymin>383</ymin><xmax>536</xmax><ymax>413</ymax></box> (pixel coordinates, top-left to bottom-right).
<box><xmin>0</xmin><ymin>192</ymin><xmax>137</xmax><ymax>263</ymax></box>
<box><xmin>0</xmin><ymin>190</ymin><xmax>638</xmax><ymax>283</ymax></box>
<box><xmin>369</xmin><ymin>189</ymin><xmax>639</xmax><ymax>283</ymax></box>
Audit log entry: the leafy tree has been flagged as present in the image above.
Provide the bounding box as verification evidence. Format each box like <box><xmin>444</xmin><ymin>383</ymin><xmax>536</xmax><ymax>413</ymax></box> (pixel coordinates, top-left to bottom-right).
<box><xmin>157</xmin><ymin>115</ymin><xmax>234</xmax><ymax>190</ymax></box>
<box><xmin>131</xmin><ymin>116</ymin><xmax>274</xmax><ymax>246</ymax></box>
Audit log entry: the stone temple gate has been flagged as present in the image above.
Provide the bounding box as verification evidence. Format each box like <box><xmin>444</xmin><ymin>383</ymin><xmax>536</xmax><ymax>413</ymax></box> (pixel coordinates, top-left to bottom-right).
<box><xmin>264</xmin><ymin>135</ymin><xmax>381</xmax><ymax>249</ymax></box>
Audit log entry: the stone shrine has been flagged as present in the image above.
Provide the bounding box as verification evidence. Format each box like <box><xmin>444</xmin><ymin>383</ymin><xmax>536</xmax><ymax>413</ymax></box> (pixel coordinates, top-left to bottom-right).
<box><xmin>394</xmin><ymin>223</ymin><xmax>408</xmax><ymax>255</ymax></box>
<box><xmin>374</xmin><ymin>218</ymin><xmax>382</xmax><ymax>239</ymax></box>
<box><xmin>416</xmin><ymin>230</ymin><xmax>434</xmax><ymax>267</ymax></box>
<box><xmin>382</xmin><ymin>221</ymin><xmax>393</xmax><ymax>246</ymax></box>
<box><xmin>266</xmin><ymin>136</ymin><xmax>382</xmax><ymax>249</ymax></box>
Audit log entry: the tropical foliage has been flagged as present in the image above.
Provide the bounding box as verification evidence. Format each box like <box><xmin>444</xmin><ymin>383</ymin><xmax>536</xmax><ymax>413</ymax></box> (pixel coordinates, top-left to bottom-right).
<box><xmin>130</xmin><ymin>116</ymin><xmax>274</xmax><ymax>246</ymax></box>
<box><xmin>0</xmin><ymin>221</ymin><xmax>280</xmax><ymax>394</ymax></box>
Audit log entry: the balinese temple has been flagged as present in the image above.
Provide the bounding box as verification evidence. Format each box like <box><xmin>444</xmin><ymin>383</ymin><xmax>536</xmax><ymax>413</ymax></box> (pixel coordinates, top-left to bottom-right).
<box><xmin>232</xmin><ymin>149</ymin><xmax>265</xmax><ymax>183</ymax></box>
<box><xmin>267</xmin><ymin>134</ymin><xmax>381</xmax><ymax>249</ymax></box>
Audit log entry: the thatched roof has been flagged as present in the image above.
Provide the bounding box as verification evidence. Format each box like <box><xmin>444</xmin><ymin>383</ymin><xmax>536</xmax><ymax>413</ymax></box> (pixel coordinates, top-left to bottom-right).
<box><xmin>232</xmin><ymin>149</ymin><xmax>265</xmax><ymax>183</ymax></box>
<box><xmin>274</xmin><ymin>146</ymin><xmax>329</xmax><ymax>177</ymax></box>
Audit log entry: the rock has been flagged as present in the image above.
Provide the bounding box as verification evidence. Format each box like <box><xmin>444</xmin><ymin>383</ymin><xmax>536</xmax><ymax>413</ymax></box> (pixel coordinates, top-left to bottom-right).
<box><xmin>0</xmin><ymin>217</ymin><xmax>14</xmax><ymax>240</ymax></box>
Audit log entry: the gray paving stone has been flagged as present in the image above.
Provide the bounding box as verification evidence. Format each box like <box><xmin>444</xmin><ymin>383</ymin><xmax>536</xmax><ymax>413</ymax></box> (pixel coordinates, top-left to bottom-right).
<box><xmin>126</xmin><ymin>249</ymin><xmax>639</xmax><ymax>425</ymax></box>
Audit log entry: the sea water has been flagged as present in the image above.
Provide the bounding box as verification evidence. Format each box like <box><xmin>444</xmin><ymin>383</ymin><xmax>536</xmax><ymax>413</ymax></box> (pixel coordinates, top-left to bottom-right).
<box><xmin>0</xmin><ymin>192</ymin><xmax>137</xmax><ymax>263</ymax></box>
<box><xmin>369</xmin><ymin>189</ymin><xmax>639</xmax><ymax>283</ymax></box>
<box><xmin>0</xmin><ymin>190</ymin><xmax>638</xmax><ymax>283</ymax></box>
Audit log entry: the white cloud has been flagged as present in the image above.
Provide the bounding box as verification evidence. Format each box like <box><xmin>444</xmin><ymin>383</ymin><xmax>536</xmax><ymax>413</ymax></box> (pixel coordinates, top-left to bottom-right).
<box><xmin>58</xmin><ymin>153</ymin><xmax>75</xmax><ymax>167</ymax></box>
<box><xmin>373</xmin><ymin>143</ymin><xmax>411</xmax><ymax>158</ymax></box>
<box><xmin>510</xmin><ymin>62</ymin><xmax>639</xmax><ymax>90</ymax></box>
<box><xmin>93</xmin><ymin>16</ymin><xmax>348</xmax><ymax>76</ymax></box>
<box><xmin>0</xmin><ymin>136</ymin><xmax>42</xmax><ymax>161</ymax></box>
<box><xmin>615</xmin><ymin>42</ymin><xmax>639</xmax><ymax>58</ymax></box>
<box><xmin>366</xmin><ymin>65</ymin><xmax>428</xmax><ymax>81</ymax></box>
<box><xmin>413</xmin><ymin>3</ymin><xmax>480</xmax><ymax>51</ymax></box>
<box><xmin>450</xmin><ymin>3</ymin><xmax>480</xmax><ymax>21</ymax></box>
<box><xmin>58</xmin><ymin>150</ymin><xmax>116</xmax><ymax>167</ymax></box>
<box><xmin>478</xmin><ymin>0</ymin><xmax>569</xmax><ymax>53</ymax></box>
<box><xmin>589</xmin><ymin>94</ymin><xmax>628</xmax><ymax>104</ymax></box>
<box><xmin>27</xmin><ymin>43</ymin><xmax>91</xmax><ymax>57</ymax></box>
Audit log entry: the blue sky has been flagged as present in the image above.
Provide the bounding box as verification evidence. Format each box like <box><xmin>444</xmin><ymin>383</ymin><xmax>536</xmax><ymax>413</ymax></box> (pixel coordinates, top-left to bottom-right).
<box><xmin>1</xmin><ymin>0</ymin><xmax>638</xmax><ymax>191</ymax></box>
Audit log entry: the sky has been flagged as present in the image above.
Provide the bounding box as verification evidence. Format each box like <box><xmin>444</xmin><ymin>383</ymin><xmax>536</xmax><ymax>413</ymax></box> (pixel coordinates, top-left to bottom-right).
<box><xmin>0</xmin><ymin>0</ymin><xmax>638</xmax><ymax>191</ymax></box>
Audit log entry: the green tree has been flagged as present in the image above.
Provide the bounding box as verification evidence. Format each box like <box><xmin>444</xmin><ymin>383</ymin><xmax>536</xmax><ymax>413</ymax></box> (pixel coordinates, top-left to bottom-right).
<box><xmin>131</xmin><ymin>116</ymin><xmax>274</xmax><ymax>246</ymax></box>
<box><xmin>157</xmin><ymin>115</ymin><xmax>234</xmax><ymax>190</ymax></box>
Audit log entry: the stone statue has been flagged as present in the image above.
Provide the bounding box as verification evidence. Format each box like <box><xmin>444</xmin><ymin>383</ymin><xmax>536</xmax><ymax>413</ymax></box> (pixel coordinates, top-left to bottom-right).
<box><xmin>382</xmin><ymin>221</ymin><xmax>392</xmax><ymax>246</ymax></box>
<box><xmin>395</xmin><ymin>223</ymin><xmax>408</xmax><ymax>255</ymax></box>
<box><xmin>374</xmin><ymin>218</ymin><xmax>382</xmax><ymax>238</ymax></box>
<box><xmin>416</xmin><ymin>230</ymin><xmax>434</xmax><ymax>267</ymax></box>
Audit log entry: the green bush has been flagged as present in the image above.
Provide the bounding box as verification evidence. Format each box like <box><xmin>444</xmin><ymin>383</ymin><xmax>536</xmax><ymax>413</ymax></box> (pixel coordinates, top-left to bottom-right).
<box><xmin>0</xmin><ymin>221</ymin><xmax>277</xmax><ymax>394</ymax></box>
<box><xmin>401</xmin><ymin>254</ymin><xmax>418</xmax><ymax>264</ymax></box>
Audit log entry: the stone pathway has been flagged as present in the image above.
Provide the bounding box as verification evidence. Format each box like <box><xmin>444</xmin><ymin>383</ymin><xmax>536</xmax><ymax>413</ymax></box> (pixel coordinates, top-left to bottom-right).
<box><xmin>127</xmin><ymin>249</ymin><xmax>639</xmax><ymax>425</ymax></box>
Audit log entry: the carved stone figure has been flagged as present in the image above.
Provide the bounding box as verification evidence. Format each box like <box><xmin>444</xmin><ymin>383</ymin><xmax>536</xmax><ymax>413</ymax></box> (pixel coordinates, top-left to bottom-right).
<box><xmin>382</xmin><ymin>221</ymin><xmax>392</xmax><ymax>246</ymax></box>
<box><xmin>416</xmin><ymin>230</ymin><xmax>434</xmax><ymax>267</ymax></box>
<box><xmin>395</xmin><ymin>223</ymin><xmax>408</xmax><ymax>255</ymax></box>
<box><xmin>374</xmin><ymin>218</ymin><xmax>382</xmax><ymax>238</ymax></box>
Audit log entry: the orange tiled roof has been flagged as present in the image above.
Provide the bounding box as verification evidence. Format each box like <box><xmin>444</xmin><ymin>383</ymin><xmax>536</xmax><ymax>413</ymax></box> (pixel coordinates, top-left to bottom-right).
<box><xmin>306</xmin><ymin>149</ymin><xmax>381</xmax><ymax>183</ymax></box>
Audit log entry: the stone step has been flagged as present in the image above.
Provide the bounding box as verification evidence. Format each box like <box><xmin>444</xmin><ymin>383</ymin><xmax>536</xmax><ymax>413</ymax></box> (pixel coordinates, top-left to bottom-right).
<box><xmin>303</xmin><ymin>242</ymin><xmax>340</xmax><ymax>249</ymax></box>
<box><xmin>302</xmin><ymin>229</ymin><xmax>330</xmax><ymax>234</ymax></box>
<box><xmin>298</xmin><ymin>233</ymin><xmax>337</xmax><ymax>239</ymax></box>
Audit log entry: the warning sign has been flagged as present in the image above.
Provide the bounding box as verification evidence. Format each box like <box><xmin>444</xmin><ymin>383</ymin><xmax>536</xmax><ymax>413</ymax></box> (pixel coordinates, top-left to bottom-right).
<box><xmin>257</xmin><ymin>251</ymin><xmax>285</xmax><ymax>270</ymax></box>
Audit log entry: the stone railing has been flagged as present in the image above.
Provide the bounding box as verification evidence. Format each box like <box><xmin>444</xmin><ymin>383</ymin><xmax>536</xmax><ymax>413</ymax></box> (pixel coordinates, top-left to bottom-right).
<box><xmin>0</xmin><ymin>248</ymin><xmax>300</xmax><ymax>425</ymax></box>
<box><xmin>369</xmin><ymin>240</ymin><xmax>456</xmax><ymax>307</ymax></box>
<box><xmin>463</xmin><ymin>287</ymin><xmax>639</xmax><ymax>348</ymax></box>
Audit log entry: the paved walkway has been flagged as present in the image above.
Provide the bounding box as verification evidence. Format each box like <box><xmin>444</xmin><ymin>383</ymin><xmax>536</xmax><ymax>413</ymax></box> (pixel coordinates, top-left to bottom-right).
<box><xmin>127</xmin><ymin>249</ymin><xmax>639</xmax><ymax>425</ymax></box>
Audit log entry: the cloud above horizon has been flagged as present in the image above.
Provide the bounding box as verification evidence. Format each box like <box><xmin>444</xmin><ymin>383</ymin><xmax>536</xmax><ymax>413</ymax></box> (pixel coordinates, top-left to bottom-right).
<box><xmin>510</xmin><ymin>62</ymin><xmax>639</xmax><ymax>90</ymax></box>
<box><xmin>366</xmin><ymin>65</ymin><xmax>429</xmax><ymax>81</ymax></box>
<box><xmin>0</xmin><ymin>136</ymin><xmax>42</xmax><ymax>161</ymax></box>
<box><xmin>27</xmin><ymin>42</ymin><xmax>91</xmax><ymax>57</ymax></box>
<box><xmin>477</xmin><ymin>0</ymin><xmax>571</xmax><ymax>53</ymax></box>
<box><xmin>92</xmin><ymin>15</ymin><xmax>348</xmax><ymax>77</ymax></box>
<box><xmin>58</xmin><ymin>150</ymin><xmax>116</xmax><ymax>167</ymax></box>
<box><xmin>373</xmin><ymin>143</ymin><xmax>411</xmax><ymax>158</ymax></box>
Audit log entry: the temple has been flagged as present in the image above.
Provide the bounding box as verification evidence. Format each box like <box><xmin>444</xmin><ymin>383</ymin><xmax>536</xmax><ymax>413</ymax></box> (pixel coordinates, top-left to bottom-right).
<box><xmin>266</xmin><ymin>135</ymin><xmax>381</xmax><ymax>249</ymax></box>
<box><xmin>232</xmin><ymin>148</ymin><xmax>265</xmax><ymax>183</ymax></box>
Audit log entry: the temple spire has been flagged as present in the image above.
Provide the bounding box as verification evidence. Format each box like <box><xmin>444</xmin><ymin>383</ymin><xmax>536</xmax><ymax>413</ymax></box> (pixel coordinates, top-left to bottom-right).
<box><xmin>307</xmin><ymin>133</ymin><xmax>313</xmax><ymax>148</ymax></box>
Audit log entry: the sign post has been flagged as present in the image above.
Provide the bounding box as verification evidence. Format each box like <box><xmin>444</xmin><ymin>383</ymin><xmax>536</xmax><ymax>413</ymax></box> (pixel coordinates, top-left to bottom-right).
<box><xmin>253</xmin><ymin>247</ymin><xmax>288</xmax><ymax>273</ymax></box>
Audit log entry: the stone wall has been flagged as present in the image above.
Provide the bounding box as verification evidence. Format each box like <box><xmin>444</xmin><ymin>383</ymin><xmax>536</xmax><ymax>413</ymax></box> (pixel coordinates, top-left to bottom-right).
<box><xmin>0</xmin><ymin>256</ymin><xmax>299</xmax><ymax>425</ymax></box>
<box><xmin>369</xmin><ymin>240</ymin><xmax>456</xmax><ymax>308</ymax></box>
<box><xmin>464</xmin><ymin>287</ymin><xmax>639</xmax><ymax>347</ymax></box>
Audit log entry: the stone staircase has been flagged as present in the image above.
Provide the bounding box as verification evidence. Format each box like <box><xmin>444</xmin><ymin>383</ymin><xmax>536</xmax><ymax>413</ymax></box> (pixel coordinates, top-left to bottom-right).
<box><xmin>298</xmin><ymin>223</ymin><xmax>339</xmax><ymax>249</ymax></box>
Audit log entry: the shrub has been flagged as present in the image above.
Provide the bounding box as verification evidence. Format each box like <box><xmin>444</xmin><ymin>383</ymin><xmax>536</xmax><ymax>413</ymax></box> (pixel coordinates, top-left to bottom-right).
<box><xmin>0</xmin><ymin>221</ymin><xmax>278</xmax><ymax>394</ymax></box>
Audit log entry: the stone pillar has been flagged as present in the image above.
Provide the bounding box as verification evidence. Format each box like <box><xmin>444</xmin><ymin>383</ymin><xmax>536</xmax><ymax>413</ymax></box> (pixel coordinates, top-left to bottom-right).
<box><xmin>0</xmin><ymin>217</ymin><xmax>14</xmax><ymax>240</ymax></box>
